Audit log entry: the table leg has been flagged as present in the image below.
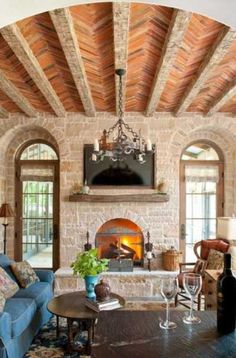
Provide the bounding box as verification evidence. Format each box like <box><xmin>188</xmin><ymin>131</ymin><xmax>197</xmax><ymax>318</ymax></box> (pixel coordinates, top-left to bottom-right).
<box><xmin>85</xmin><ymin>319</ymin><xmax>95</xmax><ymax>355</ymax></box>
<box><xmin>67</xmin><ymin>318</ymin><xmax>74</xmax><ymax>354</ymax></box>
<box><xmin>56</xmin><ymin>315</ymin><xmax>59</xmax><ymax>338</ymax></box>
<box><xmin>92</xmin><ymin>319</ymin><xmax>96</xmax><ymax>341</ymax></box>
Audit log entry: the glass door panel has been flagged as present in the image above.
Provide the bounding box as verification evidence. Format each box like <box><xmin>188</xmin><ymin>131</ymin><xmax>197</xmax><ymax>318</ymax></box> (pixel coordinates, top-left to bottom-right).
<box><xmin>22</xmin><ymin>181</ymin><xmax>53</xmax><ymax>268</ymax></box>
<box><xmin>180</xmin><ymin>162</ymin><xmax>223</xmax><ymax>262</ymax></box>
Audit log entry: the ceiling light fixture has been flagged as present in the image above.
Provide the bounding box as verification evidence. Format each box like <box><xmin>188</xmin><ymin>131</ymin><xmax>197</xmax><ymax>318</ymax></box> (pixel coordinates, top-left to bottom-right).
<box><xmin>92</xmin><ymin>69</ymin><xmax>155</xmax><ymax>164</ymax></box>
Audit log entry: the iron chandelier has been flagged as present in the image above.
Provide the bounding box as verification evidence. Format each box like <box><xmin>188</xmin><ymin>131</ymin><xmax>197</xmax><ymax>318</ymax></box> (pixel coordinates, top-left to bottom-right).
<box><xmin>92</xmin><ymin>69</ymin><xmax>155</xmax><ymax>163</ymax></box>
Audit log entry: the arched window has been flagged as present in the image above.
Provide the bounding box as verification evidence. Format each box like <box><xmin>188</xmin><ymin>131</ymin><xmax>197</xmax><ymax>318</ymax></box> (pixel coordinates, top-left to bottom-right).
<box><xmin>20</xmin><ymin>143</ymin><xmax>58</xmax><ymax>160</ymax></box>
<box><xmin>15</xmin><ymin>141</ymin><xmax>59</xmax><ymax>270</ymax></box>
<box><xmin>180</xmin><ymin>141</ymin><xmax>224</xmax><ymax>261</ymax></box>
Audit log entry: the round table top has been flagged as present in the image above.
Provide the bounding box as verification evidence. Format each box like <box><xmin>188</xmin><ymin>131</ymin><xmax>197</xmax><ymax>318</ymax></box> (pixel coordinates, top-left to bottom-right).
<box><xmin>47</xmin><ymin>291</ymin><xmax>125</xmax><ymax>320</ymax></box>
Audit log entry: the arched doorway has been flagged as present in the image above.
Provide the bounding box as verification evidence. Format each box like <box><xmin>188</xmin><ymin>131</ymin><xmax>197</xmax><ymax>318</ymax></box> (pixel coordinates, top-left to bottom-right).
<box><xmin>15</xmin><ymin>140</ymin><xmax>59</xmax><ymax>270</ymax></box>
<box><xmin>180</xmin><ymin>141</ymin><xmax>224</xmax><ymax>261</ymax></box>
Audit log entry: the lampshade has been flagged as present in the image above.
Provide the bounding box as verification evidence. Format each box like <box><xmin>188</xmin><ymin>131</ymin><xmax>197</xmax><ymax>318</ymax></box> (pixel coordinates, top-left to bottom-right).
<box><xmin>217</xmin><ymin>217</ymin><xmax>236</xmax><ymax>241</ymax></box>
<box><xmin>0</xmin><ymin>203</ymin><xmax>14</xmax><ymax>218</ymax></box>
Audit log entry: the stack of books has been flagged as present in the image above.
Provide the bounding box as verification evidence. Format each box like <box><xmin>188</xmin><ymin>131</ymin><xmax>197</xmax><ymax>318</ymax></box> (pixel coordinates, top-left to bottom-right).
<box><xmin>85</xmin><ymin>297</ymin><xmax>121</xmax><ymax>312</ymax></box>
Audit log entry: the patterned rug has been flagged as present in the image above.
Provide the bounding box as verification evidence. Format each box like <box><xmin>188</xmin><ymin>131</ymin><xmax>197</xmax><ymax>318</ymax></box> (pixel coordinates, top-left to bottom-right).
<box><xmin>24</xmin><ymin>316</ymin><xmax>89</xmax><ymax>358</ymax></box>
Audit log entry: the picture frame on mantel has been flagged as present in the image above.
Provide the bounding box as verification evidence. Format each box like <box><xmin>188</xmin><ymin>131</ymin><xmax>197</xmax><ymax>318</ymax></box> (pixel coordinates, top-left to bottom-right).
<box><xmin>83</xmin><ymin>144</ymin><xmax>155</xmax><ymax>189</ymax></box>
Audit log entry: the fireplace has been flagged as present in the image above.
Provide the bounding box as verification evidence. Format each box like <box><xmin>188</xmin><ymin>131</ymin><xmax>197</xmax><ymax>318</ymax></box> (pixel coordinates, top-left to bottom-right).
<box><xmin>95</xmin><ymin>218</ymin><xmax>144</xmax><ymax>268</ymax></box>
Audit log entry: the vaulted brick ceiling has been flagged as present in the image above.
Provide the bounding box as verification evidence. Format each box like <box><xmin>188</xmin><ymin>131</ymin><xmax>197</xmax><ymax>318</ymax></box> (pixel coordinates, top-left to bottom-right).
<box><xmin>0</xmin><ymin>2</ymin><xmax>236</xmax><ymax>118</ymax></box>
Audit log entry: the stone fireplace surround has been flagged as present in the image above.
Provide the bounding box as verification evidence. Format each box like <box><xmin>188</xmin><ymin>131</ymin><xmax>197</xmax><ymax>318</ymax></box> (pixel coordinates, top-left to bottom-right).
<box><xmin>64</xmin><ymin>195</ymin><xmax>178</xmax><ymax>269</ymax></box>
<box><xmin>55</xmin><ymin>195</ymin><xmax>180</xmax><ymax>298</ymax></box>
<box><xmin>55</xmin><ymin>191</ymin><xmax>180</xmax><ymax>299</ymax></box>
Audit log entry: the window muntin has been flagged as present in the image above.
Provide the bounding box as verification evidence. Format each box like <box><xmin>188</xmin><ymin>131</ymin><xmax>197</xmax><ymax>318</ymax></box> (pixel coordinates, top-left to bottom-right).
<box><xmin>20</xmin><ymin>143</ymin><xmax>58</xmax><ymax>160</ymax></box>
<box><xmin>181</xmin><ymin>143</ymin><xmax>219</xmax><ymax>161</ymax></box>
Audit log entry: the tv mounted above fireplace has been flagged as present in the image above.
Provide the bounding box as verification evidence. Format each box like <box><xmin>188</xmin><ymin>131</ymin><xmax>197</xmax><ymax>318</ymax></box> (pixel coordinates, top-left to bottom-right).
<box><xmin>84</xmin><ymin>144</ymin><xmax>155</xmax><ymax>187</ymax></box>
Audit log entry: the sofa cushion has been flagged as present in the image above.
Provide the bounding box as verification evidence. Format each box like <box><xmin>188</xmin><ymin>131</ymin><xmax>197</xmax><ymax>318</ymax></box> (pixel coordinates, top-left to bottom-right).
<box><xmin>13</xmin><ymin>281</ymin><xmax>52</xmax><ymax>308</ymax></box>
<box><xmin>0</xmin><ymin>292</ymin><xmax>5</xmax><ymax>312</ymax></box>
<box><xmin>4</xmin><ymin>298</ymin><xmax>36</xmax><ymax>337</ymax></box>
<box><xmin>11</xmin><ymin>261</ymin><xmax>40</xmax><ymax>288</ymax></box>
<box><xmin>0</xmin><ymin>267</ymin><xmax>19</xmax><ymax>298</ymax></box>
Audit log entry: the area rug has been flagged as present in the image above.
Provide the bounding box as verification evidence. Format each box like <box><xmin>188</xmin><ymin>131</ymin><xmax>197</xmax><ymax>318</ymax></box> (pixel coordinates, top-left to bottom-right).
<box><xmin>24</xmin><ymin>316</ymin><xmax>89</xmax><ymax>358</ymax></box>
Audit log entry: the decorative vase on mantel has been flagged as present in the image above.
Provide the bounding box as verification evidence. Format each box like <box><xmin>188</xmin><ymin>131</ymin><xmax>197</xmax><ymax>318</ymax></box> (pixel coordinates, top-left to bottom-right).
<box><xmin>156</xmin><ymin>178</ymin><xmax>168</xmax><ymax>194</ymax></box>
<box><xmin>84</xmin><ymin>275</ymin><xmax>99</xmax><ymax>299</ymax></box>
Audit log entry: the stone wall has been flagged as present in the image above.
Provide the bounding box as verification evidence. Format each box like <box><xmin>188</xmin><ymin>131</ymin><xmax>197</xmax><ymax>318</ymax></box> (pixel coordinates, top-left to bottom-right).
<box><xmin>0</xmin><ymin>112</ymin><xmax>236</xmax><ymax>267</ymax></box>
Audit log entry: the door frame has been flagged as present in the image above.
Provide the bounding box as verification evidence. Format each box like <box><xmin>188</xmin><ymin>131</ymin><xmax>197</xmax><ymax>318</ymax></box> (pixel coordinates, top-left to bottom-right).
<box><xmin>15</xmin><ymin>141</ymin><xmax>60</xmax><ymax>271</ymax></box>
<box><xmin>179</xmin><ymin>160</ymin><xmax>224</xmax><ymax>261</ymax></box>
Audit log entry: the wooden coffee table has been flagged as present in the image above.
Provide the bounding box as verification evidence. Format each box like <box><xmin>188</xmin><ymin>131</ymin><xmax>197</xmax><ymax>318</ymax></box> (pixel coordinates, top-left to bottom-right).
<box><xmin>47</xmin><ymin>291</ymin><xmax>125</xmax><ymax>355</ymax></box>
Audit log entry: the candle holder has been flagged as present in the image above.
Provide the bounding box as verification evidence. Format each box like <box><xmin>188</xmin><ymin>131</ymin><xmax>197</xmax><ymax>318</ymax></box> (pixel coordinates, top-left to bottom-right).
<box><xmin>0</xmin><ymin>203</ymin><xmax>14</xmax><ymax>254</ymax></box>
<box><xmin>84</xmin><ymin>230</ymin><xmax>92</xmax><ymax>251</ymax></box>
<box><xmin>145</xmin><ymin>231</ymin><xmax>154</xmax><ymax>271</ymax></box>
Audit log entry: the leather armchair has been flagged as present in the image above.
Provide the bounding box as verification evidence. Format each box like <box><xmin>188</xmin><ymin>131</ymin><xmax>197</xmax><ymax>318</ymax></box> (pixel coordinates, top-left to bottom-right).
<box><xmin>175</xmin><ymin>238</ymin><xmax>230</xmax><ymax>310</ymax></box>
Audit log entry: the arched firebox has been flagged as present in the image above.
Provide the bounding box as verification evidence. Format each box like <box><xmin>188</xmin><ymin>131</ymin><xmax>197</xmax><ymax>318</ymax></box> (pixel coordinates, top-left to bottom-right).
<box><xmin>95</xmin><ymin>218</ymin><xmax>144</xmax><ymax>267</ymax></box>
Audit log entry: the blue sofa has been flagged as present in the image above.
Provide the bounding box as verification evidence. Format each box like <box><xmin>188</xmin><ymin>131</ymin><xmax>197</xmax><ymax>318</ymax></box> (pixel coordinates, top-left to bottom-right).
<box><xmin>0</xmin><ymin>254</ymin><xmax>54</xmax><ymax>358</ymax></box>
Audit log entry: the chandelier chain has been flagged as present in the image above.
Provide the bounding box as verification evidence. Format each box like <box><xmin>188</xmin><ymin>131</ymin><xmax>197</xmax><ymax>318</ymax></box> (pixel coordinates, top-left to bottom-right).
<box><xmin>92</xmin><ymin>68</ymin><xmax>154</xmax><ymax>162</ymax></box>
<box><xmin>107</xmin><ymin>72</ymin><xmax>144</xmax><ymax>145</ymax></box>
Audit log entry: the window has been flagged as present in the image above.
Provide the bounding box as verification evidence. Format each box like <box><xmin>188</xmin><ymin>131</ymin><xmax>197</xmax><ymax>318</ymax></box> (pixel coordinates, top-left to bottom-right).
<box><xmin>20</xmin><ymin>143</ymin><xmax>58</xmax><ymax>160</ymax></box>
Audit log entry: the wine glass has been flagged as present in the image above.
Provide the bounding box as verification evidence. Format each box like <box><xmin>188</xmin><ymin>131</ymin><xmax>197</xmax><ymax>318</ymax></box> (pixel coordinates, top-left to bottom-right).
<box><xmin>159</xmin><ymin>277</ymin><xmax>179</xmax><ymax>329</ymax></box>
<box><xmin>183</xmin><ymin>273</ymin><xmax>202</xmax><ymax>324</ymax></box>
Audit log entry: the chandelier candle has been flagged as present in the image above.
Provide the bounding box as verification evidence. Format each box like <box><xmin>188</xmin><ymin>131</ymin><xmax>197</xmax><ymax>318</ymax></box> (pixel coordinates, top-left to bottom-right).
<box><xmin>94</xmin><ymin>139</ymin><xmax>99</xmax><ymax>152</ymax></box>
<box><xmin>91</xmin><ymin>69</ymin><xmax>155</xmax><ymax>163</ymax></box>
<box><xmin>147</xmin><ymin>139</ymin><xmax>152</xmax><ymax>151</ymax></box>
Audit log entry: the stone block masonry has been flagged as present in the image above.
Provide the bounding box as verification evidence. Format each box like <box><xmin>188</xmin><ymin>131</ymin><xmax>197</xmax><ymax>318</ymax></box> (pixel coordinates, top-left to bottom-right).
<box><xmin>0</xmin><ymin>112</ymin><xmax>235</xmax><ymax>266</ymax></box>
<box><xmin>54</xmin><ymin>267</ymin><xmax>177</xmax><ymax>297</ymax></box>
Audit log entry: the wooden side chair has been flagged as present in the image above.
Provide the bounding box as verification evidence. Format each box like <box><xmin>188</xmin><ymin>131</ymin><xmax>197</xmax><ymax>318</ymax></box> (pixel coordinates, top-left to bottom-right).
<box><xmin>175</xmin><ymin>238</ymin><xmax>230</xmax><ymax>310</ymax></box>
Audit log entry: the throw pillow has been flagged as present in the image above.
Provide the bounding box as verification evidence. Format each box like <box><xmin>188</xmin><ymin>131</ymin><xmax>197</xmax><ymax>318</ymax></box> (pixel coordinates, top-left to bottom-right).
<box><xmin>228</xmin><ymin>246</ymin><xmax>236</xmax><ymax>270</ymax></box>
<box><xmin>207</xmin><ymin>249</ymin><xmax>224</xmax><ymax>270</ymax></box>
<box><xmin>10</xmin><ymin>261</ymin><xmax>40</xmax><ymax>288</ymax></box>
<box><xmin>0</xmin><ymin>267</ymin><xmax>19</xmax><ymax>298</ymax></box>
<box><xmin>0</xmin><ymin>291</ymin><xmax>6</xmax><ymax>312</ymax></box>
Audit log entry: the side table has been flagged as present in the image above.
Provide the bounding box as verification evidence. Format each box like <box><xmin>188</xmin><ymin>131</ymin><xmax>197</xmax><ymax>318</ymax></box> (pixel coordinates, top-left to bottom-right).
<box><xmin>47</xmin><ymin>291</ymin><xmax>125</xmax><ymax>355</ymax></box>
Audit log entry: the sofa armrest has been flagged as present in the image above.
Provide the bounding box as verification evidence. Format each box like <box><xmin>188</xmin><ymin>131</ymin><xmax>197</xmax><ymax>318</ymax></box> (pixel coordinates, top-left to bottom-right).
<box><xmin>35</xmin><ymin>270</ymin><xmax>54</xmax><ymax>285</ymax></box>
<box><xmin>0</xmin><ymin>312</ymin><xmax>11</xmax><ymax>343</ymax></box>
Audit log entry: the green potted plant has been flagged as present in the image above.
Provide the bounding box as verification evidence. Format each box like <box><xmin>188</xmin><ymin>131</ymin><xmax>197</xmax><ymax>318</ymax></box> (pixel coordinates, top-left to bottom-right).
<box><xmin>71</xmin><ymin>248</ymin><xmax>109</xmax><ymax>298</ymax></box>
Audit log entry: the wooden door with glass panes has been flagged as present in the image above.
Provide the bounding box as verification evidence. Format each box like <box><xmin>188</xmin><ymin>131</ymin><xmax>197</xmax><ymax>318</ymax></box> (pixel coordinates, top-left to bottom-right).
<box><xmin>180</xmin><ymin>142</ymin><xmax>224</xmax><ymax>262</ymax></box>
<box><xmin>15</xmin><ymin>142</ymin><xmax>59</xmax><ymax>270</ymax></box>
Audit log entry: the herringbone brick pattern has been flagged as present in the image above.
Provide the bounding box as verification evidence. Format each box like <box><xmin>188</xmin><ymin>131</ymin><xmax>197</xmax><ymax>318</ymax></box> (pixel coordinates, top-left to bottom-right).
<box><xmin>0</xmin><ymin>3</ymin><xmax>235</xmax><ymax>116</ymax></box>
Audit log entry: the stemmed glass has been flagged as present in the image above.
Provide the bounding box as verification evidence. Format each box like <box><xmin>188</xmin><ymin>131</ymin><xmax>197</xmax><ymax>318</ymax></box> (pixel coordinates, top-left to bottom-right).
<box><xmin>159</xmin><ymin>277</ymin><xmax>179</xmax><ymax>329</ymax></box>
<box><xmin>183</xmin><ymin>273</ymin><xmax>202</xmax><ymax>324</ymax></box>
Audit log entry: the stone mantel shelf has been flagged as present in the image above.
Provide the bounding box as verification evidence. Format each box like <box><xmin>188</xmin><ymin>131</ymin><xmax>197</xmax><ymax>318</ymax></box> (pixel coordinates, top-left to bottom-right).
<box><xmin>69</xmin><ymin>193</ymin><xmax>169</xmax><ymax>203</ymax></box>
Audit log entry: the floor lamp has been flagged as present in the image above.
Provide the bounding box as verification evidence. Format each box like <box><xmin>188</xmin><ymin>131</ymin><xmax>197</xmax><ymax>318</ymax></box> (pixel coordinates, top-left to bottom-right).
<box><xmin>0</xmin><ymin>203</ymin><xmax>14</xmax><ymax>254</ymax></box>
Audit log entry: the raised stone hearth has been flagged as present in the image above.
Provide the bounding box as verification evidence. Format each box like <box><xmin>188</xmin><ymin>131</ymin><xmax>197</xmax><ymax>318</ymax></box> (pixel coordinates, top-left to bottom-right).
<box><xmin>54</xmin><ymin>268</ymin><xmax>177</xmax><ymax>298</ymax></box>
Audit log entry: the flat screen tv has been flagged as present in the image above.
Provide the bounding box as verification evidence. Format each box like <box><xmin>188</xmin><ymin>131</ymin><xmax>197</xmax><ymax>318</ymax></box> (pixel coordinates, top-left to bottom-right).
<box><xmin>84</xmin><ymin>145</ymin><xmax>155</xmax><ymax>187</ymax></box>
